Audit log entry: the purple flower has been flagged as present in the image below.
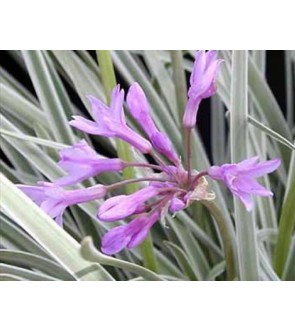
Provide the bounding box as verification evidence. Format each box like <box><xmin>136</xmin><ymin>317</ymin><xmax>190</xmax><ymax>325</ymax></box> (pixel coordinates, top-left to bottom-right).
<box><xmin>183</xmin><ymin>50</ymin><xmax>223</xmax><ymax>129</ymax></box>
<box><xmin>16</xmin><ymin>52</ymin><xmax>282</xmax><ymax>259</ymax></box>
<box><xmin>208</xmin><ymin>156</ymin><xmax>281</xmax><ymax>211</ymax></box>
<box><xmin>127</xmin><ymin>83</ymin><xmax>180</xmax><ymax>165</ymax></box>
<box><xmin>70</xmin><ymin>85</ymin><xmax>152</xmax><ymax>153</ymax></box>
<box><xmin>55</xmin><ymin>140</ymin><xmax>124</xmax><ymax>186</ymax></box>
<box><xmin>98</xmin><ymin>186</ymin><xmax>159</xmax><ymax>222</ymax></box>
<box><xmin>18</xmin><ymin>182</ymin><xmax>107</xmax><ymax>225</ymax></box>
<box><xmin>101</xmin><ymin>210</ymin><xmax>161</xmax><ymax>255</ymax></box>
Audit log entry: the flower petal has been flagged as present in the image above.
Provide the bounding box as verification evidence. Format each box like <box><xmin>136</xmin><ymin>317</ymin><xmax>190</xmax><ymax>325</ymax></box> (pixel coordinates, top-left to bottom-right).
<box><xmin>245</xmin><ymin>158</ymin><xmax>281</xmax><ymax>177</ymax></box>
<box><xmin>98</xmin><ymin>186</ymin><xmax>157</xmax><ymax>221</ymax></box>
<box><xmin>17</xmin><ymin>185</ymin><xmax>46</xmax><ymax>205</ymax></box>
<box><xmin>70</xmin><ymin>116</ymin><xmax>109</xmax><ymax>135</ymax></box>
<box><xmin>236</xmin><ymin>192</ymin><xmax>254</xmax><ymax>211</ymax></box>
<box><xmin>101</xmin><ymin>225</ymin><xmax>131</xmax><ymax>255</ymax></box>
<box><xmin>127</xmin><ymin>211</ymin><xmax>160</xmax><ymax>248</ymax></box>
<box><xmin>169</xmin><ymin>197</ymin><xmax>186</xmax><ymax>213</ymax></box>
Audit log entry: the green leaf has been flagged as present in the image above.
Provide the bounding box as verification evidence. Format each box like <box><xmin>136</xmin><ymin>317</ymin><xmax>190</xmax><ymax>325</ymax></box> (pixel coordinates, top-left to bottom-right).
<box><xmin>230</xmin><ymin>51</ymin><xmax>259</xmax><ymax>280</ymax></box>
<box><xmin>0</xmin><ymin>250</ymin><xmax>77</xmax><ymax>281</ymax></box>
<box><xmin>0</xmin><ymin>263</ymin><xmax>59</xmax><ymax>281</ymax></box>
<box><xmin>248</xmin><ymin>115</ymin><xmax>295</xmax><ymax>150</ymax></box>
<box><xmin>164</xmin><ymin>241</ymin><xmax>197</xmax><ymax>280</ymax></box>
<box><xmin>0</xmin><ymin>82</ymin><xmax>47</xmax><ymax>129</ymax></box>
<box><xmin>22</xmin><ymin>51</ymin><xmax>75</xmax><ymax>144</ymax></box>
<box><xmin>0</xmin><ymin>129</ymin><xmax>69</xmax><ymax>149</ymax></box>
<box><xmin>273</xmin><ymin>150</ymin><xmax>295</xmax><ymax>277</ymax></box>
<box><xmin>80</xmin><ymin>237</ymin><xmax>164</xmax><ymax>281</ymax></box>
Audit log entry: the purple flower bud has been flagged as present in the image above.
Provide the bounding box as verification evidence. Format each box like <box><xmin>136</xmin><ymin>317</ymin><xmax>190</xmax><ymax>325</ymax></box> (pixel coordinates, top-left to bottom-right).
<box><xmin>98</xmin><ymin>186</ymin><xmax>158</xmax><ymax>222</ymax></box>
<box><xmin>183</xmin><ymin>50</ymin><xmax>223</xmax><ymax>129</ymax></box>
<box><xmin>101</xmin><ymin>210</ymin><xmax>161</xmax><ymax>255</ymax></box>
<box><xmin>18</xmin><ymin>182</ymin><xmax>107</xmax><ymax>225</ymax></box>
<box><xmin>169</xmin><ymin>197</ymin><xmax>186</xmax><ymax>213</ymax></box>
<box><xmin>208</xmin><ymin>156</ymin><xmax>281</xmax><ymax>211</ymax></box>
<box><xmin>127</xmin><ymin>83</ymin><xmax>179</xmax><ymax>165</ymax></box>
<box><xmin>98</xmin><ymin>195</ymin><xmax>146</xmax><ymax>221</ymax></box>
<box><xmin>70</xmin><ymin>85</ymin><xmax>152</xmax><ymax>153</ymax></box>
<box><xmin>55</xmin><ymin>140</ymin><xmax>124</xmax><ymax>186</ymax></box>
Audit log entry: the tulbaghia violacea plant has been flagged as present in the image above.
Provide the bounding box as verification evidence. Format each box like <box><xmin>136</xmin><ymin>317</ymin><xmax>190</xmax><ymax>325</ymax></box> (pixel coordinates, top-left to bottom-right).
<box><xmin>18</xmin><ymin>50</ymin><xmax>280</xmax><ymax>256</ymax></box>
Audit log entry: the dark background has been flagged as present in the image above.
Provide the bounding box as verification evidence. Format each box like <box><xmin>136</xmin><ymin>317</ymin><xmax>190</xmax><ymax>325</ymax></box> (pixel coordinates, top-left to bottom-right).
<box><xmin>0</xmin><ymin>51</ymin><xmax>288</xmax><ymax>161</ymax></box>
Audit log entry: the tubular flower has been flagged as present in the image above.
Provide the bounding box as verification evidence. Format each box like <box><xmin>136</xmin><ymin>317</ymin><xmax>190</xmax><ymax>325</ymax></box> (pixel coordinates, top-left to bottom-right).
<box><xmin>70</xmin><ymin>85</ymin><xmax>152</xmax><ymax>153</ymax></box>
<box><xmin>127</xmin><ymin>83</ymin><xmax>180</xmax><ymax>165</ymax></box>
<box><xmin>183</xmin><ymin>50</ymin><xmax>223</xmax><ymax>129</ymax></box>
<box><xmin>18</xmin><ymin>51</ymin><xmax>281</xmax><ymax>256</ymax></box>
<box><xmin>101</xmin><ymin>210</ymin><xmax>161</xmax><ymax>255</ymax></box>
<box><xmin>55</xmin><ymin>140</ymin><xmax>125</xmax><ymax>186</ymax></box>
<box><xmin>18</xmin><ymin>182</ymin><xmax>107</xmax><ymax>226</ymax></box>
<box><xmin>208</xmin><ymin>157</ymin><xmax>281</xmax><ymax>211</ymax></box>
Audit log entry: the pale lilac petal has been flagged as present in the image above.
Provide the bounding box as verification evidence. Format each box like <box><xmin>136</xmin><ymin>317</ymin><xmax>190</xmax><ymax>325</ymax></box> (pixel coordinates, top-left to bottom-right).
<box><xmin>127</xmin><ymin>225</ymin><xmax>150</xmax><ymax>248</ymax></box>
<box><xmin>128</xmin><ymin>83</ymin><xmax>178</xmax><ymax>158</ymax></box>
<box><xmin>56</xmin><ymin>159</ymin><xmax>124</xmax><ymax>186</ymax></box>
<box><xmin>236</xmin><ymin>192</ymin><xmax>254</xmax><ymax>211</ymax></box>
<box><xmin>190</xmin><ymin>50</ymin><xmax>206</xmax><ymax>85</ymax></box>
<box><xmin>182</xmin><ymin>96</ymin><xmax>201</xmax><ymax>129</ymax></box>
<box><xmin>101</xmin><ymin>225</ymin><xmax>131</xmax><ymax>255</ymax></box>
<box><xmin>55</xmin><ymin>165</ymin><xmax>97</xmax><ymax>186</ymax></box>
<box><xmin>98</xmin><ymin>195</ymin><xmax>127</xmax><ymax>220</ymax></box>
<box><xmin>207</xmin><ymin>165</ymin><xmax>224</xmax><ymax>180</ymax></box>
<box><xmin>17</xmin><ymin>185</ymin><xmax>46</xmax><ymax>205</ymax></box>
<box><xmin>169</xmin><ymin>197</ymin><xmax>186</xmax><ymax>213</ymax></box>
<box><xmin>117</xmin><ymin>127</ymin><xmax>152</xmax><ymax>153</ymax></box>
<box><xmin>40</xmin><ymin>200</ymin><xmax>66</xmax><ymax>219</ymax></box>
<box><xmin>208</xmin><ymin>157</ymin><xmax>280</xmax><ymax>211</ymax></box>
<box><xmin>127</xmin><ymin>83</ymin><xmax>151</xmax><ymax>121</ymax></box>
<box><xmin>87</xmin><ymin>95</ymin><xmax>110</xmax><ymax>131</ymax></box>
<box><xmin>150</xmin><ymin>132</ymin><xmax>179</xmax><ymax>165</ymax></box>
<box><xmin>110</xmin><ymin>85</ymin><xmax>126</xmax><ymax>124</ymax></box>
<box><xmin>244</xmin><ymin>159</ymin><xmax>281</xmax><ymax>177</ymax></box>
<box><xmin>59</xmin><ymin>140</ymin><xmax>99</xmax><ymax>163</ymax></box>
<box><xmin>56</xmin><ymin>140</ymin><xmax>125</xmax><ymax>186</ymax></box>
<box><xmin>199</xmin><ymin>59</ymin><xmax>223</xmax><ymax>98</ymax></box>
<box><xmin>184</xmin><ymin>50</ymin><xmax>222</xmax><ymax>129</ymax></box>
<box><xmin>70</xmin><ymin>116</ymin><xmax>109</xmax><ymax>135</ymax></box>
<box><xmin>237</xmin><ymin>156</ymin><xmax>259</xmax><ymax>169</ymax></box>
<box><xmin>234</xmin><ymin>177</ymin><xmax>273</xmax><ymax>196</ymax></box>
<box><xmin>98</xmin><ymin>186</ymin><xmax>157</xmax><ymax>221</ymax></box>
<box><xmin>127</xmin><ymin>211</ymin><xmax>160</xmax><ymax>248</ymax></box>
<box><xmin>204</xmin><ymin>50</ymin><xmax>218</xmax><ymax>68</ymax></box>
<box><xmin>66</xmin><ymin>185</ymin><xmax>107</xmax><ymax>204</ymax></box>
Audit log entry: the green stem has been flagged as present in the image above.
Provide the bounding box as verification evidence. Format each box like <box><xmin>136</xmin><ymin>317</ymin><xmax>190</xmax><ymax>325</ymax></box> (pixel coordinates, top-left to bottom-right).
<box><xmin>96</xmin><ymin>50</ymin><xmax>158</xmax><ymax>272</ymax></box>
<box><xmin>107</xmin><ymin>176</ymin><xmax>176</xmax><ymax>191</ymax></box>
<box><xmin>201</xmin><ymin>201</ymin><xmax>236</xmax><ymax>281</ymax></box>
<box><xmin>185</xmin><ymin>129</ymin><xmax>192</xmax><ymax>183</ymax></box>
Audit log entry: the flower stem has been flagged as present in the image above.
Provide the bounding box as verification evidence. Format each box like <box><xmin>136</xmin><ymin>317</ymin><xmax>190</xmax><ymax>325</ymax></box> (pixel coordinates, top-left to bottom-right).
<box><xmin>201</xmin><ymin>201</ymin><xmax>237</xmax><ymax>281</ymax></box>
<box><xmin>189</xmin><ymin>171</ymin><xmax>208</xmax><ymax>189</ymax></box>
<box><xmin>185</xmin><ymin>129</ymin><xmax>192</xmax><ymax>183</ymax></box>
<box><xmin>96</xmin><ymin>50</ymin><xmax>158</xmax><ymax>272</ymax></box>
<box><xmin>107</xmin><ymin>177</ymin><xmax>176</xmax><ymax>191</ymax></box>
<box><xmin>124</xmin><ymin>162</ymin><xmax>163</xmax><ymax>172</ymax></box>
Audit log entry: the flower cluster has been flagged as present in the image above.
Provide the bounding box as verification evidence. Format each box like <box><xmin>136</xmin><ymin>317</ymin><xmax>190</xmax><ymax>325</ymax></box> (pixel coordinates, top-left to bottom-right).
<box><xmin>18</xmin><ymin>50</ymin><xmax>281</xmax><ymax>255</ymax></box>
